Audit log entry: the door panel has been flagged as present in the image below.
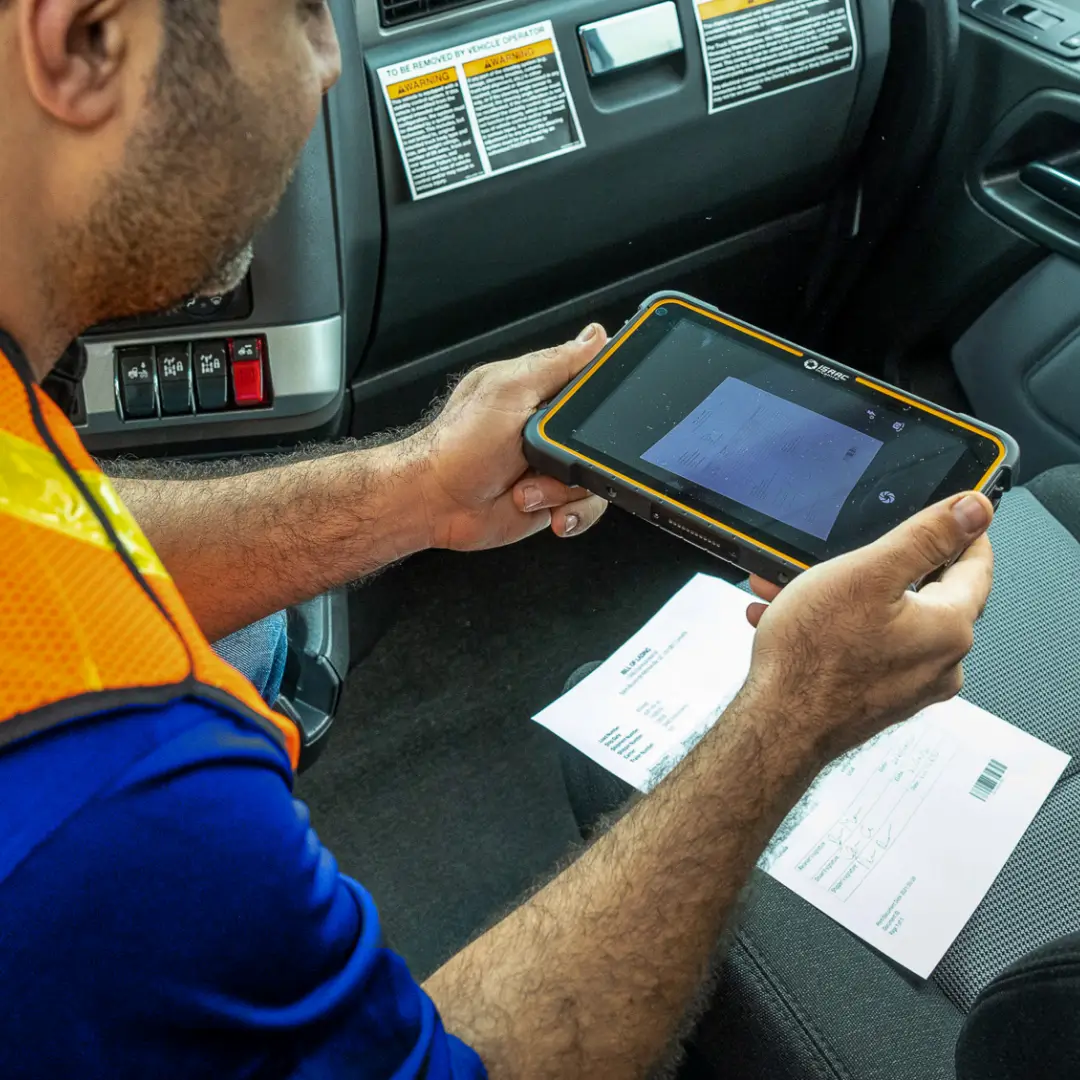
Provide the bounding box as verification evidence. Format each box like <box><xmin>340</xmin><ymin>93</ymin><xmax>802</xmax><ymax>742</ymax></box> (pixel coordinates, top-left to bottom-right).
<box><xmin>829</xmin><ymin>14</ymin><xmax>1080</xmax><ymax>478</ymax></box>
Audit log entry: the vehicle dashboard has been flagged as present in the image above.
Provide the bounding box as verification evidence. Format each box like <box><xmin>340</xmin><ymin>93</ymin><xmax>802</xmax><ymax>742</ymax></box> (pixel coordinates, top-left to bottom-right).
<box><xmin>78</xmin><ymin>0</ymin><xmax>891</xmax><ymax>459</ymax></box>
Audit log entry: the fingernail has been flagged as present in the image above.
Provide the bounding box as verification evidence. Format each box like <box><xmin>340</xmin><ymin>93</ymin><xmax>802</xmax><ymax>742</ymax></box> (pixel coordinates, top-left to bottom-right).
<box><xmin>522</xmin><ymin>484</ymin><xmax>543</xmax><ymax>512</ymax></box>
<box><xmin>576</xmin><ymin>323</ymin><xmax>598</xmax><ymax>344</ymax></box>
<box><xmin>563</xmin><ymin>513</ymin><xmax>581</xmax><ymax>536</ymax></box>
<box><xmin>952</xmin><ymin>494</ymin><xmax>990</xmax><ymax>534</ymax></box>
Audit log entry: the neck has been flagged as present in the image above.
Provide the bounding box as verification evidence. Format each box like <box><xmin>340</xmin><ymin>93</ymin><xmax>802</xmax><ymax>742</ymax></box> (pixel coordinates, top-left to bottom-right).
<box><xmin>0</xmin><ymin>151</ymin><xmax>84</xmax><ymax>382</ymax></box>
<box><xmin>0</xmin><ymin>247</ymin><xmax>83</xmax><ymax>384</ymax></box>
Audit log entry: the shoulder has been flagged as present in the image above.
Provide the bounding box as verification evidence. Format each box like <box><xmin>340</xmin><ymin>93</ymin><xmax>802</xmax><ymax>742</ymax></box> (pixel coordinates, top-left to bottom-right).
<box><xmin>10</xmin><ymin>696</ymin><xmax>344</xmax><ymax>999</ymax></box>
<box><xmin>0</xmin><ymin>696</ymin><xmax>291</xmax><ymax>890</ymax></box>
<box><xmin>0</xmin><ymin>698</ymin><xmax>487</xmax><ymax>1079</ymax></box>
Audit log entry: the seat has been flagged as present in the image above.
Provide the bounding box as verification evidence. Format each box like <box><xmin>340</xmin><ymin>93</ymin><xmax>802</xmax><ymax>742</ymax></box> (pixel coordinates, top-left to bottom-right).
<box><xmin>955</xmin><ymin>930</ymin><xmax>1080</xmax><ymax>1079</ymax></box>
<box><xmin>680</xmin><ymin>465</ymin><xmax>1080</xmax><ymax>1080</ymax></box>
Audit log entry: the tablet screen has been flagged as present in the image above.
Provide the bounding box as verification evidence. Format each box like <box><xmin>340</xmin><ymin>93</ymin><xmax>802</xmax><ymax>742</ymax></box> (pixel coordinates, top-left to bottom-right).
<box><xmin>640</xmin><ymin>376</ymin><xmax>886</xmax><ymax>540</ymax></box>
<box><xmin>545</xmin><ymin>302</ymin><xmax>1002</xmax><ymax>565</ymax></box>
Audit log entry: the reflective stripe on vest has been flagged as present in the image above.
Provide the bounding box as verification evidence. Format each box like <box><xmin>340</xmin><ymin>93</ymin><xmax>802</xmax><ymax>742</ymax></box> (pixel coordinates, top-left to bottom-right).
<box><xmin>0</xmin><ymin>331</ymin><xmax>300</xmax><ymax>770</ymax></box>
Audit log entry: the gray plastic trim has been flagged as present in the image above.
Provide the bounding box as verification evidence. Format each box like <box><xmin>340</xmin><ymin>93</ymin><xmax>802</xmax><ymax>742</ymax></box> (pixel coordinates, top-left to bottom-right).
<box><xmin>79</xmin><ymin>316</ymin><xmax>344</xmax><ymax>438</ymax></box>
<box><xmin>953</xmin><ymin>255</ymin><xmax>1080</xmax><ymax>478</ymax></box>
<box><xmin>357</xmin><ymin>0</ymin><xmax>885</xmax><ymax>370</ymax></box>
<box><xmin>352</xmin><ymin>206</ymin><xmax>823</xmax><ymax>402</ymax></box>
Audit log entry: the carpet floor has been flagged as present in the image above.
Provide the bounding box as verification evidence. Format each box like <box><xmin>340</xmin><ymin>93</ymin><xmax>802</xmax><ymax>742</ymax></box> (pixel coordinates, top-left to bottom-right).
<box><xmin>295</xmin><ymin>508</ymin><xmax>740</xmax><ymax>977</ymax></box>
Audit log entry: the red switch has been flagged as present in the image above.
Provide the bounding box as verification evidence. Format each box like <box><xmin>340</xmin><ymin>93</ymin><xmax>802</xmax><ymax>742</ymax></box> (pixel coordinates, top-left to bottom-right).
<box><xmin>229</xmin><ymin>337</ymin><xmax>266</xmax><ymax>406</ymax></box>
<box><xmin>231</xmin><ymin>359</ymin><xmax>264</xmax><ymax>406</ymax></box>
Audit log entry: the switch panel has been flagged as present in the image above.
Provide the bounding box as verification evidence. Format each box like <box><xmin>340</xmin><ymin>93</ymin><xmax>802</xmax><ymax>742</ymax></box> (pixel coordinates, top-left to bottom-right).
<box><xmin>86</xmin><ymin>317</ymin><xmax>339</xmax><ymax>445</ymax></box>
<box><xmin>967</xmin><ymin>0</ymin><xmax>1080</xmax><ymax>58</ymax></box>
<box><xmin>113</xmin><ymin>336</ymin><xmax>272</xmax><ymax>420</ymax></box>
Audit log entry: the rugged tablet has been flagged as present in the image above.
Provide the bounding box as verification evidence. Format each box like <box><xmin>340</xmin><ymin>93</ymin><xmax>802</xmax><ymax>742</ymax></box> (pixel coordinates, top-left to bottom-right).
<box><xmin>525</xmin><ymin>293</ymin><xmax>1019</xmax><ymax>584</ymax></box>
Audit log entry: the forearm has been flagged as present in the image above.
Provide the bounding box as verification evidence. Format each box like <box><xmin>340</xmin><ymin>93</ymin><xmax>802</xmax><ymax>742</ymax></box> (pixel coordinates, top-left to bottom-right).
<box><xmin>424</xmin><ymin>683</ymin><xmax>822</xmax><ymax>1079</ymax></box>
<box><xmin>111</xmin><ymin>441</ymin><xmax>432</xmax><ymax>640</ymax></box>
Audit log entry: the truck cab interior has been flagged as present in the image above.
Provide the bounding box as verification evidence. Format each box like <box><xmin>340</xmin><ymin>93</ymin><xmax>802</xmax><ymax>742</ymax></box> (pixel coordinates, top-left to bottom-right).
<box><xmin>70</xmin><ymin>0</ymin><xmax>1080</xmax><ymax>1074</ymax></box>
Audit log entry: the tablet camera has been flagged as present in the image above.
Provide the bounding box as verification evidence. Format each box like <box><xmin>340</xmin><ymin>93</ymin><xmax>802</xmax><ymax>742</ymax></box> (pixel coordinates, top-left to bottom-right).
<box><xmin>656</xmin><ymin>307</ymin><xmax>669</xmax><ymax>318</ymax></box>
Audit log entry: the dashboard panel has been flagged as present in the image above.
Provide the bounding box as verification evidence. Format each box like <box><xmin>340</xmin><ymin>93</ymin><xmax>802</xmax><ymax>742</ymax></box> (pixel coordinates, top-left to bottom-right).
<box><xmin>79</xmin><ymin>0</ymin><xmax>890</xmax><ymax>457</ymax></box>
<box><xmin>358</xmin><ymin>0</ymin><xmax>888</xmax><ymax>371</ymax></box>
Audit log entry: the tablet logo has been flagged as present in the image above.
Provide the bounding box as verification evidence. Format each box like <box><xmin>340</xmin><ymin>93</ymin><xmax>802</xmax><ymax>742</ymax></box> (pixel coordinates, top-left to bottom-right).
<box><xmin>804</xmin><ymin>358</ymin><xmax>850</xmax><ymax>381</ymax></box>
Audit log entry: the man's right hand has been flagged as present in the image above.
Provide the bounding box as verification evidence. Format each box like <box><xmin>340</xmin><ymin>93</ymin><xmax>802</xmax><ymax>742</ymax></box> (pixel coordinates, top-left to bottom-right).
<box><xmin>744</xmin><ymin>491</ymin><xmax>995</xmax><ymax>763</ymax></box>
<box><xmin>425</xmin><ymin>491</ymin><xmax>995</xmax><ymax>1080</ymax></box>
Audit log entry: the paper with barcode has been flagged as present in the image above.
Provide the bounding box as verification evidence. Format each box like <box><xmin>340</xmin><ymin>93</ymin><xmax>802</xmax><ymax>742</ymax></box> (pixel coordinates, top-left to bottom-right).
<box><xmin>533</xmin><ymin>572</ymin><xmax>1070</xmax><ymax>977</ymax></box>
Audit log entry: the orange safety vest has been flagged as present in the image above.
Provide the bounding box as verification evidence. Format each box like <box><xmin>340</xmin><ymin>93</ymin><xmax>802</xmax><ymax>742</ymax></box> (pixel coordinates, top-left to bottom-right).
<box><xmin>0</xmin><ymin>330</ymin><xmax>300</xmax><ymax>769</ymax></box>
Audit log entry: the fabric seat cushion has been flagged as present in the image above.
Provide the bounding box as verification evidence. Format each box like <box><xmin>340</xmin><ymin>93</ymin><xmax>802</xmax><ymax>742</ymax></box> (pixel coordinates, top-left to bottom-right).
<box><xmin>689</xmin><ymin>478</ymin><xmax>1080</xmax><ymax>1080</ymax></box>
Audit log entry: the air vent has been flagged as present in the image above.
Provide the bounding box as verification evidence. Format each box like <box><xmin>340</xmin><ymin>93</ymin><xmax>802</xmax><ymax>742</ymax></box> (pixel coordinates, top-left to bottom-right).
<box><xmin>379</xmin><ymin>0</ymin><xmax>481</xmax><ymax>27</ymax></box>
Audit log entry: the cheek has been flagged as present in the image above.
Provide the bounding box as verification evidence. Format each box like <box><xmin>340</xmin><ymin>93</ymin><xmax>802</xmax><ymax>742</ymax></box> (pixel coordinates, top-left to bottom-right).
<box><xmin>222</xmin><ymin>10</ymin><xmax>325</xmax><ymax>135</ymax></box>
<box><xmin>263</xmin><ymin>44</ymin><xmax>324</xmax><ymax>152</ymax></box>
<box><xmin>233</xmin><ymin>54</ymin><xmax>322</xmax><ymax>186</ymax></box>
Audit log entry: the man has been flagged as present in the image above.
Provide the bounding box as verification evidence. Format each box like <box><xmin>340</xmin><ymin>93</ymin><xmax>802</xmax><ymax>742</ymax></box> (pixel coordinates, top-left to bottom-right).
<box><xmin>0</xmin><ymin>2</ymin><xmax>996</xmax><ymax>1078</ymax></box>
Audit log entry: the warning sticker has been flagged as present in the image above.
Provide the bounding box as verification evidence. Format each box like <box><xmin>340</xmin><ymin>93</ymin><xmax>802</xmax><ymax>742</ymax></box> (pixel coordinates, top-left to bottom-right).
<box><xmin>377</xmin><ymin>22</ymin><xmax>584</xmax><ymax>200</ymax></box>
<box><xmin>694</xmin><ymin>0</ymin><xmax>857</xmax><ymax>114</ymax></box>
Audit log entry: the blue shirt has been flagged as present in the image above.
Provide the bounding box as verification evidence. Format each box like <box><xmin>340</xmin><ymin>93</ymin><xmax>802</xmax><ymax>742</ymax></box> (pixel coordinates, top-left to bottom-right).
<box><xmin>0</xmin><ymin>698</ymin><xmax>487</xmax><ymax>1079</ymax></box>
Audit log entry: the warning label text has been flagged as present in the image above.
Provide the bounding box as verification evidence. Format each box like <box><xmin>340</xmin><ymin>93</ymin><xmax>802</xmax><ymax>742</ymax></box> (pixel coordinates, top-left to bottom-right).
<box><xmin>377</xmin><ymin>21</ymin><xmax>584</xmax><ymax>200</ymax></box>
<box><xmin>695</xmin><ymin>0</ymin><xmax>857</xmax><ymax>114</ymax></box>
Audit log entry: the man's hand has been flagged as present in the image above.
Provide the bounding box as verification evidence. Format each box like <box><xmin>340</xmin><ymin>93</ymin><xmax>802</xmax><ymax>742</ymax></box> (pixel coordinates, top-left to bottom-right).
<box><xmin>406</xmin><ymin>325</ymin><xmax>611</xmax><ymax>552</ymax></box>
<box><xmin>424</xmin><ymin>494</ymin><xmax>995</xmax><ymax>1080</ymax></box>
<box><xmin>743</xmin><ymin>490</ymin><xmax>995</xmax><ymax>762</ymax></box>
<box><xmin>110</xmin><ymin>324</ymin><xmax>612</xmax><ymax>639</ymax></box>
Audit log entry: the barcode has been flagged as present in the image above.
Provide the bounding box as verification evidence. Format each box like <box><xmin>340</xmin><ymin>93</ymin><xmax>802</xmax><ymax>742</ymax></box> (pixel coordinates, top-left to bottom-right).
<box><xmin>971</xmin><ymin>759</ymin><xmax>1007</xmax><ymax>801</ymax></box>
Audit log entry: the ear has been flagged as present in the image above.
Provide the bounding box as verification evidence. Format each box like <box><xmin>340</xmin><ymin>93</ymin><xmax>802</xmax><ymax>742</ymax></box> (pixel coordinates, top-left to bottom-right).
<box><xmin>20</xmin><ymin>0</ymin><xmax>131</xmax><ymax>129</ymax></box>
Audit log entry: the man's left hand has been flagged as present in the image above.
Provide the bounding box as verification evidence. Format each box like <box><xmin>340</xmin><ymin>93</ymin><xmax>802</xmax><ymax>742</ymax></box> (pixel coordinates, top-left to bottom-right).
<box><xmin>407</xmin><ymin>324</ymin><xmax>610</xmax><ymax>552</ymax></box>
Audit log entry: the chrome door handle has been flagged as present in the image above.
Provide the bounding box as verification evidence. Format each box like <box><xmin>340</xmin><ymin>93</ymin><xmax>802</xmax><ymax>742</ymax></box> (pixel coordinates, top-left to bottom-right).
<box><xmin>578</xmin><ymin>2</ymin><xmax>684</xmax><ymax>77</ymax></box>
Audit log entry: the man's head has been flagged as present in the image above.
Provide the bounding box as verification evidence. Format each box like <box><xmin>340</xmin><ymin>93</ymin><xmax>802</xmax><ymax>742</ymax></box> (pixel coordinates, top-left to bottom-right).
<box><xmin>0</xmin><ymin>0</ymin><xmax>340</xmax><ymax>372</ymax></box>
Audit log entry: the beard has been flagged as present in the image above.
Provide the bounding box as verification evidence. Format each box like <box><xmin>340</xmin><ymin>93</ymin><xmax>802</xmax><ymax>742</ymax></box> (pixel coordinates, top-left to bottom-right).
<box><xmin>56</xmin><ymin>24</ymin><xmax>311</xmax><ymax>330</ymax></box>
<box><xmin>192</xmin><ymin>240</ymin><xmax>256</xmax><ymax>298</ymax></box>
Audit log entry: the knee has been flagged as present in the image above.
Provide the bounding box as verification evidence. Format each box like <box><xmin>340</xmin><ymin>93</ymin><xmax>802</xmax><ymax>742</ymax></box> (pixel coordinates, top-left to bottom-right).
<box><xmin>212</xmin><ymin>612</ymin><xmax>290</xmax><ymax>705</ymax></box>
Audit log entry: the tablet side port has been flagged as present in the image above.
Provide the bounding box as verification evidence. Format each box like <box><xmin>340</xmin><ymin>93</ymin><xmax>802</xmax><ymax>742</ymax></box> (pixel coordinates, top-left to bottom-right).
<box><xmin>653</xmin><ymin>511</ymin><xmax>742</xmax><ymax>565</ymax></box>
<box><xmin>985</xmin><ymin>466</ymin><xmax>1013</xmax><ymax>505</ymax></box>
<box><xmin>604</xmin><ymin>486</ymin><xmax>652</xmax><ymax>517</ymax></box>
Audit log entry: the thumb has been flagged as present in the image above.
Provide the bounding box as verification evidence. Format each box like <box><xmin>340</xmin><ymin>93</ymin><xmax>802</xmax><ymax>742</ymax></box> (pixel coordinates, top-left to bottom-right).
<box><xmin>513</xmin><ymin>324</ymin><xmax>609</xmax><ymax>406</ymax></box>
<box><xmin>856</xmin><ymin>491</ymin><xmax>994</xmax><ymax>593</ymax></box>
